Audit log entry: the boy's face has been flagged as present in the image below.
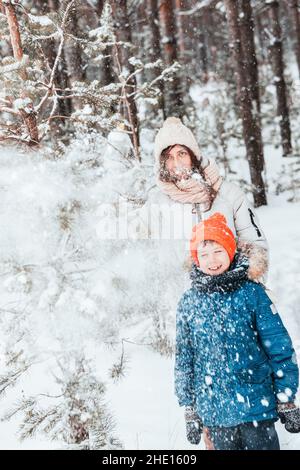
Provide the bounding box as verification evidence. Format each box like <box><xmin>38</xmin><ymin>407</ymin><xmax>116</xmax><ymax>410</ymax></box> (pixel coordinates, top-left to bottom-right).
<box><xmin>197</xmin><ymin>241</ymin><xmax>231</xmax><ymax>275</ymax></box>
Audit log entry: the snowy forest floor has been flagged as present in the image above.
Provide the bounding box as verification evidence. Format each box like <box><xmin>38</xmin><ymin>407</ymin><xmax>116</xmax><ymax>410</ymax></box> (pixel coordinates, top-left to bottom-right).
<box><xmin>1</xmin><ymin>196</ymin><xmax>299</xmax><ymax>450</ymax></box>
<box><xmin>99</xmin><ymin>196</ymin><xmax>300</xmax><ymax>451</ymax></box>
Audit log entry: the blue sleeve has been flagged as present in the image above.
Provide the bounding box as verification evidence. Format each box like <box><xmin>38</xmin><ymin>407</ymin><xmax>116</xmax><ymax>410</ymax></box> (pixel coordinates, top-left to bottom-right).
<box><xmin>255</xmin><ymin>285</ymin><xmax>299</xmax><ymax>403</ymax></box>
<box><xmin>174</xmin><ymin>295</ymin><xmax>195</xmax><ymax>407</ymax></box>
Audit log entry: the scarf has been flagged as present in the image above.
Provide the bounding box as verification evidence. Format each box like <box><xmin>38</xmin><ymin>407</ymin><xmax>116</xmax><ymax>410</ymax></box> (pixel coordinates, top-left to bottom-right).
<box><xmin>156</xmin><ymin>159</ymin><xmax>223</xmax><ymax>211</ymax></box>
<box><xmin>190</xmin><ymin>252</ymin><xmax>250</xmax><ymax>293</ymax></box>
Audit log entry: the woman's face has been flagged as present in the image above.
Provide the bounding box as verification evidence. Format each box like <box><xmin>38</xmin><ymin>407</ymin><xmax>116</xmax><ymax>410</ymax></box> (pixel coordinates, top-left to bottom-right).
<box><xmin>164</xmin><ymin>145</ymin><xmax>192</xmax><ymax>179</ymax></box>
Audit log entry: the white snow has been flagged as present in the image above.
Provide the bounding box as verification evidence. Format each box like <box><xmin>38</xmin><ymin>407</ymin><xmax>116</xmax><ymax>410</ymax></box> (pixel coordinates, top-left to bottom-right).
<box><xmin>205</xmin><ymin>375</ymin><xmax>213</xmax><ymax>386</ymax></box>
<box><xmin>1</xmin><ymin>63</ymin><xmax>300</xmax><ymax>450</ymax></box>
<box><xmin>261</xmin><ymin>399</ymin><xmax>269</xmax><ymax>407</ymax></box>
<box><xmin>237</xmin><ymin>393</ymin><xmax>245</xmax><ymax>403</ymax></box>
<box><xmin>0</xmin><ymin>157</ymin><xmax>299</xmax><ymax>448</ymax></box>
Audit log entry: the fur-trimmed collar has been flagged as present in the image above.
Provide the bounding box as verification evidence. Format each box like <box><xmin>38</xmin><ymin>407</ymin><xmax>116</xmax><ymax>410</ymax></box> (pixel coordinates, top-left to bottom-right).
<box><xmin>190</xmin><ymin>252</ymin><xmax>250</xmax><ymax>293</ymax></box>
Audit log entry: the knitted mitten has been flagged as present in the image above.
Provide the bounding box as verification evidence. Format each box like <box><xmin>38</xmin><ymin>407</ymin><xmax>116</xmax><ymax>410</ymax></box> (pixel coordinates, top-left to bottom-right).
<box><xmin>184</xmin><ymin>406</ymin><xmax>203</xmax><ymax>445</ymax></box>
<box><xmin>278</xmin><ymin>403</ymin><xmax>300</xmax><ymax>433</ymax></box>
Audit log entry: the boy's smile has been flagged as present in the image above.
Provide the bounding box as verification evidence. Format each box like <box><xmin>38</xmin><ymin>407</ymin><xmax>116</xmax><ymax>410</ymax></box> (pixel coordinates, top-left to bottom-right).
<box><xmin>197</xmin><ymin>240</ymin><xmax>231</xmax><ymax>275</ymax></box>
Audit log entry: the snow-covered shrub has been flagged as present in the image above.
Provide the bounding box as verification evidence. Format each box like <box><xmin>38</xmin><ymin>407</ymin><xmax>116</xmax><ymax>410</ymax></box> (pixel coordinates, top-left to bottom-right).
<box><xmin>0</xmin><ymin>126</ymin><xmax>185</xmax><ymax>446</ymax></box>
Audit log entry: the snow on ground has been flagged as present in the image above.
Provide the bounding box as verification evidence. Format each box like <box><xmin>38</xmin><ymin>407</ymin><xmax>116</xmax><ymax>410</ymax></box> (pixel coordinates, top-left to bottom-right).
<box><xmin>1</xmin><ymin>82</ymin><xmax>300</xmax><ymax>449</ymax></box>
<box><xmin>2</xmin><ymin>198</ymin><xmax>298</xmax><ymax>450</ymax></box>
<box><xmin>106</xmin><ymin>198</ymin><xmax>300</xmax><ymax>450</ymax></box>
<box><xmin>106</xmin><ymin>206</ymin><xmax>300</xmax><ymax>451</ymax></box>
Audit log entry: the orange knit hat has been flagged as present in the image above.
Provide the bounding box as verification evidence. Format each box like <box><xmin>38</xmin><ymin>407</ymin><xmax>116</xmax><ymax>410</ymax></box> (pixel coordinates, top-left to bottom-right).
<box><xmin>190</xmin><ymin>213</ymin><xmax>236</xmax><ymax>267</ymax></box>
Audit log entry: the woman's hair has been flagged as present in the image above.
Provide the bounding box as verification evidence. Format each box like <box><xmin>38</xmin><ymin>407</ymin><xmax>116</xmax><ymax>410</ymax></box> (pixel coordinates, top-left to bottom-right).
<box><xmin>159</xmin><ymin>144</ymin><xmax>205</xmax><ymax>183</ymax></box>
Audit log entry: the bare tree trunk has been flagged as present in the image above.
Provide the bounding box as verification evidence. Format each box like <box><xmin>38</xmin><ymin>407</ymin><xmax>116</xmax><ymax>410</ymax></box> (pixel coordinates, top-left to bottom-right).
<box><xmin>202</xmin><ymin>5</ymin><xmax>217</xmax><ymax>73</ymax></box>
<box><xmin>286</xmin><ymin>0</ymin><xmax>300</xmax><ymax>78</ymax></box>
<box><xmin>174</xmin><ymin>0</ymin><xmax>186</xmax><ymax>92</ymax></box>
<box><xmin>45</xmin><ymin>0</ymin><xmax>72</xmax><ymax>143</ymax></box>
<box><xmin>45</xmin><ymin>0</ymin><xmax>71</xmax><ymax>120</ymax></box>
<box><xmin>254</xmin><ymin>11</ymin><xmax>267</xmax><ymax>61</ymax></box>
<box><xmin>174</xmin><ymin>0</ymin><xmax>186</xmax><ymax>62</ymax></box>
<box><xmin>224</xmin><ymin>0</ymin><xmax>267</xmax><ymax>207</ymax></box>
<box><xmin>62</xmin><ymin>0</ymin><xmax>85</xmax><ymax>112</ymax></box>
<box><xmin>64</xmin><ymin>5</ymin><xmax>85</xmax><ymax>83</ymax></box>
<box><xmin>2</xmin><ymin>0</ymin><xmax>39</xmax><ymax>145</ymax></box>
<box><xmin>111</xmin><ymin>0</ymin><xmax>140</xmax><ymax>160</ymax></box>
<box><xmin>239</xmin><ymin>0</ymin><xmax>261</xmax><ymax>114</ymax></box>
<box><xmin>267</xmin><ymin>1</ymin><xmax>292</xmax><ymax>156</ymax></box>
<box><xmin>195</xmin><ymin>12</ymin><xmax>208</xmax><ymax>81</ymax></box>
<box><xmin>189</xmin><ymin>1</ymin><xmax>222</xmax><ymax>81</ymax></box>
<box><xmin>239</xmin><ymin>0</ymin><xmax>264</xmax><ymax>173</ymax></box>
<box><xmin>35</xmin><ymin>0</ymin><xmax>71</xmax><ymax>120</ymax></box>
<box><xmin>158</xmin><ymin>0</ymin><xmax>184</xmax><ymax>116</ymax></box>
<box><xmin>146</xmin><ymin>0</ymin><xmax>166</xmax><ymax>117</ymax></box>
<box><xmin>174</xmin><ymin>0</ymin><xmax>194</xmax><ymax>91</ymax></box>
<box><xmin>95</xmin><ymin>0</ymin><xmax>114</xmax><ymax>87</ymax></box>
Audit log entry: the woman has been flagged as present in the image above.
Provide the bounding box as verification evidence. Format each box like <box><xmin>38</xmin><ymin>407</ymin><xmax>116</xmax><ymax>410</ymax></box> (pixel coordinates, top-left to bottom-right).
<box><xmin>150</xmin><ymin>116</ymin><xmax>269</xmax><ymax>281</ymax></box>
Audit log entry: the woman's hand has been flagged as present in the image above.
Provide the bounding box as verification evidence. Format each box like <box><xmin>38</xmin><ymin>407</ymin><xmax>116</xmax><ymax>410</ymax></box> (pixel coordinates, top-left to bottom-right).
<box><xmin>203</xmin><ymin>427</ymin><xmax>215</xmax><ymax>450</ymax></box>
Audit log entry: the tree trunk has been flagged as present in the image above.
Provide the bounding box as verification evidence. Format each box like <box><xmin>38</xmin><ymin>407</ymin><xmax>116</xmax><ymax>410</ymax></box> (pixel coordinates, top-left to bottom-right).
<box><xmin>174</xmin><ymin>0</ymin><xmax>186</xmax><ymax>62</ymax></box>
<box><xmin>267</xmin><ymin>1</ymin><xmax>292</xmax><ymax>156</ymax></box>
<box><xmin>46</xmin><ymin>0</ymin><xmax>71</xmax><ymax>117</ymax></box>
<box><xmin>239</xmin><ymin>0</ymin><xmax>261</xmax><ymax>114</ymax></box>
<box><xmin>286</xmin><ymin>0</ymin><xmax>300</xmax><ymax>78</ymax></box>
<box><xmin>95</xmin><ymin>0</ymin><xmax>115</xmax><ymax>87</ymax></box>
<box><xmin>146</xmin><ymin>0</ymin><xmax>166</xmax><ymax>117</ymax></box>
<box><xmin>194</xmin><ymin>11</ymin><xmax>208</xmax><ymax>81</ymax></box>
<box><xmin>111</xmin><ymin>0</ymin><xmax>140</xmax><ymax>159</ymax></box>
<box><xmin>42</xmin><ymin>0</ymin><xmax>72</xmax><ymax>140</ymax></box>
<box><xmin>254</xmin><ymin>12</ymin><xmax>267</xmax><ymax>61</ymax></box>
<box><xmin>224</xmin><ymin>0</ymin><xmax>267</xmax><ymax>207</ymax></box>
<box><xmin>63</xmin><ymin>0</ymin><xmax>85</xmax><ymax>112</ymax></box>
<box><xmin>2</xmin><ymin>0</ymin><xmax>39</xmax><ymax>145</ymax></box>
<box><xmin>158</xmin><ymin>0</ymin><xmax>184</xmax><ymax>116</ymax></box>
<box><xmin>202</xmin><ymin>5</ymin><xmax>217</xmax><ymax>73</ymax></box>
<box><xmin>239</xmin><ymin>0</ymin><xmax>264</xmax><ymax>173</ymax></box>
<box><xmin>174</xmin><ymin>0</ymin><xmax>195</xmax><ymax>91</ymax></box>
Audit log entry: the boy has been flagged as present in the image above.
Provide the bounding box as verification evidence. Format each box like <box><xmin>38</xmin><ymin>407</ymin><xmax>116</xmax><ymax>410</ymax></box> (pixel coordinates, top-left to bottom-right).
<box><xmin>174</xmin><ymin>212</ymin><xmax>300</xmax><ymax>450</ymax></box>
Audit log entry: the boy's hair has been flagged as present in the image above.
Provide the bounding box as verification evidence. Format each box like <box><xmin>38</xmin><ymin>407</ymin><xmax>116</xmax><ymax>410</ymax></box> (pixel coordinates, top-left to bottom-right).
<box><xmin>198</xmin><ymin>240</ymin><xmax>216</xmax><ymax>248</ymax></box>
<box><xmin>197</xmin><ymin>240</ymin><xmax>224</xmax><ymax>255</ymax></box>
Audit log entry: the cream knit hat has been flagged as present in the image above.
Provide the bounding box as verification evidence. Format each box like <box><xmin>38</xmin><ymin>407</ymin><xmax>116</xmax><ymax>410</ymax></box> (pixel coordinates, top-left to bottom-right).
<box><xmin>154</xmin><ymin>117</ymin><xmax>204</xmax><ymax>170</ymax></box>
<box><xmin>154</xmin><ymin>116</ymin><xmax>208</xmax><ymax>173</ymax></box>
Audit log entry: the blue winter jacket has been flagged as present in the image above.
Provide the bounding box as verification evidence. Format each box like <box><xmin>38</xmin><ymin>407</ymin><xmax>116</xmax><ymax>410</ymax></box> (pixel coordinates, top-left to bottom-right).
<box><xmin>174</xmin><ymin>255</ymin><xmax>299</xmax><ymax>428</ymax></box>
